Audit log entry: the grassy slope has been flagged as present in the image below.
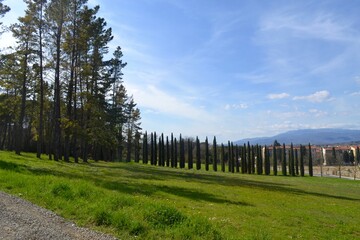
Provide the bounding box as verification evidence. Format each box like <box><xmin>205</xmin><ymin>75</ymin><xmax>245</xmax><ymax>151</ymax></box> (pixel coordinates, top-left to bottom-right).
<box><xmin>0</xmin><ymin>151</ymin><xmax>359</xmax><ymax>239</ymax></box>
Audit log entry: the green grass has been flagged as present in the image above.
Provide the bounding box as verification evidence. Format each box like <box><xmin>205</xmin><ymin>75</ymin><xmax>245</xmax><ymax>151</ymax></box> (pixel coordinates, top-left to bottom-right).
<box><xmin>0</xmin><ymin>151</ymin><xmax>359</xmax><ymax>239</ymax></box>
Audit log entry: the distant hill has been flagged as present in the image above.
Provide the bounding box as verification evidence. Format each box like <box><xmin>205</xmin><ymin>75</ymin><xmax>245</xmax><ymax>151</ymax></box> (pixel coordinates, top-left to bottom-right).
<box><xmin>234</xmin><ymin>129</ymin><xmax>360</xmax><ymax>145</ymax></box>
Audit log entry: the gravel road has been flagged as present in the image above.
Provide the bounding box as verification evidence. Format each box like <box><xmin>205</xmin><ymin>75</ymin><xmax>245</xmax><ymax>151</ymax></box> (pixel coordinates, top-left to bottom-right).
<box><xmin>0</xmin><ymin>191</ymin><xmax>117</xmax><ymax>240</ymax></box>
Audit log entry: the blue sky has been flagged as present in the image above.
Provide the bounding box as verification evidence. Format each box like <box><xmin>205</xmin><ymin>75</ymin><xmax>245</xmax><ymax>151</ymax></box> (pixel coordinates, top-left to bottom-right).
<box><xmin>2</xmin><ymin>0</ymin><xmax>360</xmax><ymax>142</ymax></box>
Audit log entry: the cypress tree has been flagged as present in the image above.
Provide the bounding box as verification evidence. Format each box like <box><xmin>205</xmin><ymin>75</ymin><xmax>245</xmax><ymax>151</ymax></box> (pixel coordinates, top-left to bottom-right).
<box><xmin>154</xmin><ymin>132</ymin><xmax>157</xmax><ymax>165</ymax></box>
<box><xmin>161</xmin><ymin>133</ymin><xmax>165</xmax><ymax>166</ymax></box>
<box><xmin>247</xmin><ymin>142</ymin><xmax>251</xmax><ymax>174</ymax></box>
<box><xmin>196</xmin><ymin>137</ymin><xmax>201</xmax><ymax>170</ymax></box>
<box><xmin>300</xmin><ymin>145</ymin><xmax>305</xmax><ymax>176</ymax></box>
<box><xmin>171</xmin><ymin>133</ymin><xmax>174</xmax><ymax>167</ymax></box>
<box><xmin>273</xmin><ymin>144</ymin><xmax>277</xmax><ymax>176</ymax></box>
<box><xmin>295</xmin><ymin>148</ymin><xmax>299</xmax><ymax>175</ymax></box>
<box><xmin>235</xmin><ymin>145</ymin><xmax>240</xmax><ymax>173</ymax></box>
<box><xmin>150</xmin><ymin>132</ymin><xmax>154</xmax><ymax>165</ymax></box>
<box><xmin>264</xmin><ymin>146</ymin><xmax>270</xmax><ymax>175</ymax></box>
<box><xmin>308</xmin><ymin>143</ymin><xmax>313</xmax><ymax>176</ymax></box>
<box><xmin>282</xmin><ymin>144</ymin><xmax>287</xmax><ymax>176</ymax></box>
<box><xmin>333</xmin><ymin>146</ymin><xmax>341</xmax><ymax>178</ymax></box>
<box><xmin>158</xmin><ymin>136</ymin><xmax>162</xmax><ymax>166</ymax></box>
<box><xmin>166</xmin><ymin>136</ymin><xmax>170</xmax><ymax>167</ymax></box>
<box><xmin>213</xmin><ymin>136</ymin><xmax>218</xmax><ymax>171</ymax></box>
<box><xmin>205</xmin><ymin>137</ymin><xmax>209</xmax><ymax>171</ymax></box>
<box><xmin>228</xmin><ymin>141</ymin><xmax>232</xmax><ymax>173</ymax></box>
<box><xmin>221</xmin><ymin>143</ymin><xmax>225</xmax><ymax>172</ymax></box>
<box><xmin>251</xmin><ymin>145</ymin><xmax>256</xmax><ymax>174</ymax></box>
<box><xmin>242</xmin><ymin>144</ymin><xmax>247</xmax><ymax>173</ymax></box>
<box><xmin>290</xmin><ymin>143</ymin><xmax>295</xmax><ymax>176</ymax></box>
<box><xmin>174</xmin><ymin>137</ymin><xmax>178</xmax><ymax>168</ymax></box>
<box><xmin>142</xmin><ymin>132</ymin><xmax>148</xmax><ymax>164</ymax></box>
<box><xmin>179</xmin><ymin>135</ymin><xmax>185</xmax><ymax>168</ymax></box>
<box><xmin>188</xmin><ymin>139</ymin><xmax>193</xmax><ymax>169</ymax></box>
<box><xmin>256</xmin><ymin>145</ymin><xmax>261</xmax><ymax>175</ymax></box>
<box><xmin>231</xmin><ymin>142</ymin><xmax>235</xmax><ymax>173</ymax></box>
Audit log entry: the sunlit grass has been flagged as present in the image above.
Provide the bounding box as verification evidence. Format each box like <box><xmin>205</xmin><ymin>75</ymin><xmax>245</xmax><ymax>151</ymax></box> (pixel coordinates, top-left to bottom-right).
<box><xmin>0</xmin><ymin>151</ymin><xmax>359</xmax><ymax>239</ymax></box>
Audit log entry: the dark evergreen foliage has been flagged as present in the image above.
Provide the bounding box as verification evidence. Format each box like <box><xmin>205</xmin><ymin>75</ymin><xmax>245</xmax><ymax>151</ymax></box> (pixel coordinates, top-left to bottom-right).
<box><xmin>282</xmin><ymin>144</ymin><xmax>287</xmax><ymax>176</ymax></box>
<box><xmin>300</xmin><ymin>145</ymin><xmax>305</xmax><ymax>177</ymax></box>
<box><xmin>213</xmin><ymin>137</ymin><xmax>217</xmax><ymax>171</ymax></box>
<box><xmin>205</xmin><ymin>137</ymin><xmax>209</xmax><ymax>171</ymax></box>
<box><xmin>196</xmin><ymin>137</ymin><xmax>201</xmax><ymax>170</ymax></box>
<box><xmin>188</xmin><ymin>139</ymin><xmax>193</xmax><ymax>169</ymax></box>
<box><xmin>295</xmin><ymin>148</ymin><xmax>299</xmax><ymax>175</ymax></box>
<box><xmin>308</xmin><ymin>144</ymin><xmax>313</xmax><ymax>176</ymax></box>
<box><xmin>166</xmin><ymin>136</ymin><xmax>170</xmax><ymax>167</ymax></box>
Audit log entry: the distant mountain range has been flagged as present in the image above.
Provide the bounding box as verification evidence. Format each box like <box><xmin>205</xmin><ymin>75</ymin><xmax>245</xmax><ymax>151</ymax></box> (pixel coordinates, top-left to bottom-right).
<box><xmin>234</xmin><ymin>129</ymin><xmax>360</xmax><ymax>145</ymax></box>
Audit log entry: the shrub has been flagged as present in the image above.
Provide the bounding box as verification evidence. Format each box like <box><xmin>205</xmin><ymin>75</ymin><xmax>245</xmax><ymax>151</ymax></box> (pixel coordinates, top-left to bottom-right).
<box><xmin>177</xmin><ymin>216</ymin><xmax>222</xmax><ymax>240</ymax></box>
<box><xmin>51</xmin><ymin>183</ymin><xmax>73</xmax><ymax>200</ymax></box>
<box><xmin>145</xmin><ymin>204</ymin><xmax>186</xmax><ymax>228</ymax></box>
<box><xmin>94</xmin><ymin>209</ymin><xmax>112</xmax><ymax>226</ymax></box>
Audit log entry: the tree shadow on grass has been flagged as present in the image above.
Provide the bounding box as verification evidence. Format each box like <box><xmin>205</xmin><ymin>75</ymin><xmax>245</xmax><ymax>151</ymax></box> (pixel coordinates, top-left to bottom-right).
<box><xmin>94</xmin><ymin>178</ymin><xmax>253</xmax><ymax>206</ymax></box>
<box><xmin>1</xmin><ymin>159</ymin><xmax>359</xmax><ymax>203</ymax></box>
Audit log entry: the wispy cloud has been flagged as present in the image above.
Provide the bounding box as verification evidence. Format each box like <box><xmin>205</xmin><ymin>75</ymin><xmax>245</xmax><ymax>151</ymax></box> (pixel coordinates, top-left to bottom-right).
<box><xmin>354</xmin><ymin>76</ymin><xmax>360</xmax><ymax>84</ymax></box>
<box><xmin>267</xmin><ymin>93</ymin><xmax>290</xmax><ymax>100</ymax></box>
<box><xmin>309</xmin><ymin>109</ymin><xmax>328</xmax><ymax>117</ymax></box>
<box><xmin>126</xmin><ymin>83</ymin><xmax>213</xmax><ymax>121</ymax></box>
<box><xmin>260</xmin><ymin>10</ymin><xmax>359</xmax><ymax>42</ymax></box>
<box><xmin>224</xmin><ymin>103</ymin><xmax>248</xmax><ymax>110</ymax></box>
<box><xmin>293</xmin><ymin>90</ymin><xmax>331</xmax><ymax>103</ymax></box>
<box><xmin>350</xmin><ymin>91</ymin><xmax>360</xmax><ymax>96</ymax></box>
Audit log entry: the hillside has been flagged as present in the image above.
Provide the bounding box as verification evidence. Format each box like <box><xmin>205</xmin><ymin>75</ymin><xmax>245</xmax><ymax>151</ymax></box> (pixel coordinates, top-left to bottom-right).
<box><xmin>235</xmin><ymin>128</ymin><xmax>360</xmax><ymax>145</ymax></box>
<box><xmin>0</xmin><ymin>151</ymin><xmax>359</xmax><ymax>239</ymax></box>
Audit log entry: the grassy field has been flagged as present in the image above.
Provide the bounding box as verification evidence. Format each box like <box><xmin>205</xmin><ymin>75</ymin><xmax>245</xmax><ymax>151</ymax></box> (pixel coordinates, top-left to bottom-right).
<box><xmin>0</xmin><ymin>151</ymin><xmax>359</xmax><ymax>239</ymax></box>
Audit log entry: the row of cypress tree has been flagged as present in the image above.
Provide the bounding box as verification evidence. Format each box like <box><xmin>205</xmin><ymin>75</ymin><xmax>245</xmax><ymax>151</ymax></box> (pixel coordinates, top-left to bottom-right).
<box><xmin>139</xmin><ymin>132</ymin><xmax>314</xmax><ymax>177</ymax></box>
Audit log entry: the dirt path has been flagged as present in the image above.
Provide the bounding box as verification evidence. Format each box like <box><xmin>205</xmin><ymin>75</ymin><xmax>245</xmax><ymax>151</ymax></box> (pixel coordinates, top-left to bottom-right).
<box><xmin>0</xmin><ymin>191</ymin><xmax>117</xmax><ymax>240</ymax></box>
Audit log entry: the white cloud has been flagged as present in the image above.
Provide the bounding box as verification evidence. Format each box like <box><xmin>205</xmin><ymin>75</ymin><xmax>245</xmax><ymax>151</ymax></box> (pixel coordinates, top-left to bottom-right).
<box><xmin>293</xmin><ymin>90</ymin><xmax>331</xmax><ymax>103</ymax></box>
<box><xmin>309</xmin><ymin>109</ymin><xmax>328</xmax><ymax>117</ymax></box>
<box><xmin>225</xmin><ymin>103</ymin><xmax>248</xmax><ymax>110</ymax></box>
<box><xmin>350</xmin><ymin>91</ymin><xmax>360</xmax><ymax>96</ymax></box>
<box><xmin>267</xmin><ymin>93</ymin><xmax>290</xmax><ymax>100</ymax></box>
<box><xmin>354</xmin><ymin>76</ymin><xmax>360</xmax><ymax>84</ymax></box>
<box><xmin>260</xmin><ymin>11</ymin><xmax>358</xmax><ymax>43</ymax></box>
<box><xmin>126</xmin><ymin>84</ymin><xmax>214</xmax><ymax>121</ymax></box>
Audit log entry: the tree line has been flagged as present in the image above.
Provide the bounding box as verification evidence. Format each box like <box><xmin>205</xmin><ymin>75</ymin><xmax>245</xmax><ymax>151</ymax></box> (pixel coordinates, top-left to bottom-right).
<box><xmin>0</xmin><ymin>0</ymin><xmax>141</xmax><ymax>162</ymax></box>
<box><xmin>139</xmin><ymin>132</ymin><xmax>316</xmax><ymax>177</ymax></box>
